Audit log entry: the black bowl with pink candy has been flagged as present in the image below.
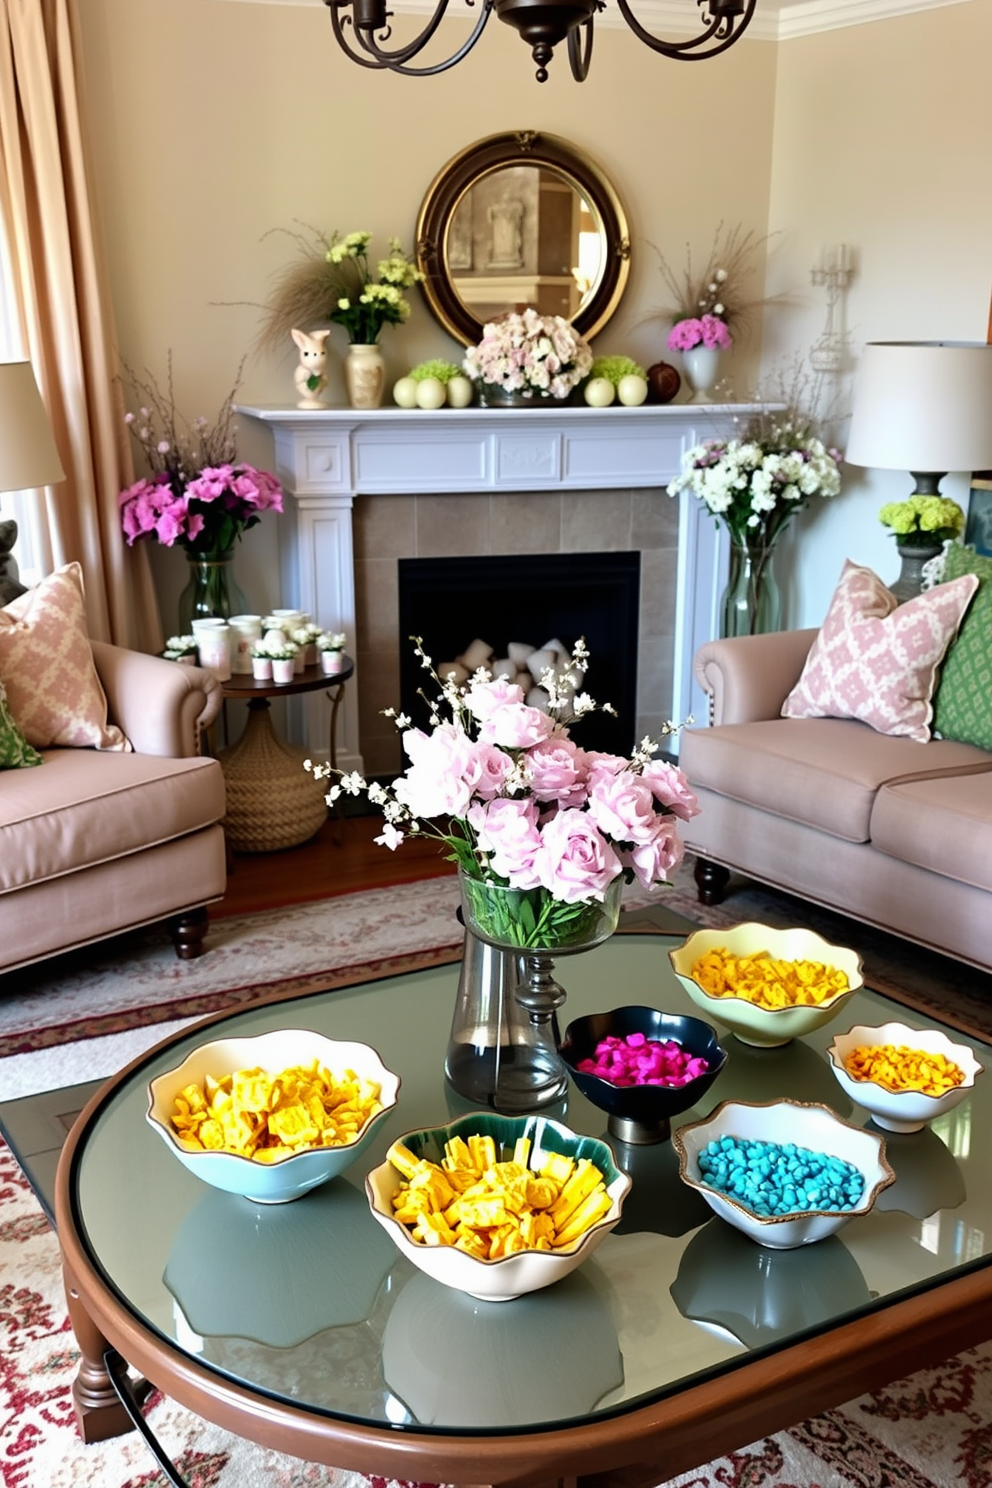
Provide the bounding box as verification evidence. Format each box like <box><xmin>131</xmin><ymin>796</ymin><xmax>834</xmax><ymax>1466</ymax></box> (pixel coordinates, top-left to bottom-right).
<box><xmin>559</xmin><ymin>1006</ymin><xmax>728</xmax><ymax>1145</ymax></box>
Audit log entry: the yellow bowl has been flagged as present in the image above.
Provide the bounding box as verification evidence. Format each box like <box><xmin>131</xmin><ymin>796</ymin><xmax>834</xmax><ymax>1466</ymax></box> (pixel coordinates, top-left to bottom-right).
<box><xmin>668</xmin><ymin>922</ymin><xmax>863</xmax><ymax>1048</ymax></box>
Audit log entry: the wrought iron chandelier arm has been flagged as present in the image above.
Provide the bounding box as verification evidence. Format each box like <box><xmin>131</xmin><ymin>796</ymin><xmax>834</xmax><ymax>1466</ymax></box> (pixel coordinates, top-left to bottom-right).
<box><xmin>611</xmin><ymin>0</ymin><xmax>757</xmax><ymax>59</ymax></box>
<box><xmin>325</xmin><ymin>0</ymin><xmax>495</xmax><ymax>75</ymax></box>
<box><xmin>566</xmin><ymin>12</ymin><xmax>595</xmax><ymax>80</ymax></box>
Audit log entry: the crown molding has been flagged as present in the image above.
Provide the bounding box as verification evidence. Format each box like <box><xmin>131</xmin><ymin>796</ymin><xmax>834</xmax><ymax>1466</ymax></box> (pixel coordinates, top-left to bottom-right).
<box><xmin>218</xmin><ymin>0</ymin><xmax>979</xmax><ymax>43</ymax></box>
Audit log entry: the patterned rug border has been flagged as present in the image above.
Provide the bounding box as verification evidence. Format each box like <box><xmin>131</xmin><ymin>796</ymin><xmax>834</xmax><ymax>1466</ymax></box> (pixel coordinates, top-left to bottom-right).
<box><xmin>0</xmin><ymin>942</ymin><xmax>465</xmax><ymax>1060</ymax></box>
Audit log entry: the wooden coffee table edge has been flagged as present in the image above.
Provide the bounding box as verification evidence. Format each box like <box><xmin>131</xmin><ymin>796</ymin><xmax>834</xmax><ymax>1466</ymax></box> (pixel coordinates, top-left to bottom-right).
<box><xmin>55</xmin><ymin>1091</ymin><xmax>992</xmax><ymax>1486</ymax></box>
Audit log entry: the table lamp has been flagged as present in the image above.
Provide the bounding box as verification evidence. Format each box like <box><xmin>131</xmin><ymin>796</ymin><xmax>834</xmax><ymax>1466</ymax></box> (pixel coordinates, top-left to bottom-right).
<box><xmin>0</xmin><ymin>360</ymin><xmax>65</xmax><ymax>493</ymax></box>
<box><xmin>845</xmin><ymin>341</ymin><xmax>992</xmax><ymax>498</ymax></box>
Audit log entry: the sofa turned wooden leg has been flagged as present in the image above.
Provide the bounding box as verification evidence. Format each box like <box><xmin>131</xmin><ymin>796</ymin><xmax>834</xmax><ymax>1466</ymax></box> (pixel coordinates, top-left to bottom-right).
<box><xmin>167</xmin><ymin>905</ymin><xmax>209</xmax><ymax>959</ymax></box>
<box><xmin>694</xmin><ymin>856</ymin><xmax>730</xmax><ymax>906</ymax></box>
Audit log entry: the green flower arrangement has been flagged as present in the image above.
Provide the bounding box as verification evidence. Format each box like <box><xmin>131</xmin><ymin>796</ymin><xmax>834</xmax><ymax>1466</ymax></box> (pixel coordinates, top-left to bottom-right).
<box><xmin>589</xmin><ymin>355</ymin><xmax>646</xmax><ymax>386</ymax></box>
<box><xmin>409</xmin><ymin>359</ymin><xmax>462</xmax><ymax>383</ymax></box>
<box><xmin>878</xmin><ymin>496</ymin><xmax>965</xmax><ymax>546</ymax></box>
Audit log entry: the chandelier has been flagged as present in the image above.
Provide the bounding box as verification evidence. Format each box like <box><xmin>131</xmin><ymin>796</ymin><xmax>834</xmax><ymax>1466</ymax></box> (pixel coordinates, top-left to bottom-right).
<box><xmin>323</xmin><ymin>0</ymin><xmax>757</xmax><ymax>83</ymax></box>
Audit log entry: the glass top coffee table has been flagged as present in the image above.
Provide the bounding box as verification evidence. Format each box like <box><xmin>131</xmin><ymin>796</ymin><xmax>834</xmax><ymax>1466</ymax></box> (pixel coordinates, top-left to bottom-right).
<box><xmin>54</xmin><ymin>912</ymin><xmax>992</xmax><ymax>1488</ymax></box>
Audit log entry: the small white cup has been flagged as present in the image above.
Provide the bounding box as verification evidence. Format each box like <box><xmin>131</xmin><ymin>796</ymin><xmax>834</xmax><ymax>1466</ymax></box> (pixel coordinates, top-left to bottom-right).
<box><xmin>251</xmin><ymin>655</ymin><xmax>273</xmax><ymax>681</ymax></box>
<box><xmin>196</xmin><ymin>624</ymin><xmax>232</xmax><ymax>681</ymax></box>
<box><xmin>321</xmin><ymin>650</ymin><xmax>346</xmax><ymax>675</ymax></box>
<box><xmin>229</xmin><ymin>614</ymin><xmax>263</xmax><ymax>675</ymax></box>
<box><xmin>272</xmin><ymin>657</ymin><xmax>296</xmax><ymax>684</ymax></box>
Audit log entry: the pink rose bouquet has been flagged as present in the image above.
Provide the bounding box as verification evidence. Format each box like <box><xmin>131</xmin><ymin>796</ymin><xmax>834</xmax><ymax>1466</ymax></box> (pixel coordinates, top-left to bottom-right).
<box><xmin>307</xmin><ymin>638</ymin><xmax>699</xmax><ymax>948</ymax></box>
<box><xmin>118</xmin><ymin>356</ymin><xmax>283</xmax><ymax>557</ymax></box>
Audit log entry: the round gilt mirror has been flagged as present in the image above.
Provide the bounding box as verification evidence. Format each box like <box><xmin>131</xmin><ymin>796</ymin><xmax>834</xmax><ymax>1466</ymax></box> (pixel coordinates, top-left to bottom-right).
<box><xmin>416</xmin><ymin>131</ymin><xmax>631</xmax><ymax>347</ymax></box>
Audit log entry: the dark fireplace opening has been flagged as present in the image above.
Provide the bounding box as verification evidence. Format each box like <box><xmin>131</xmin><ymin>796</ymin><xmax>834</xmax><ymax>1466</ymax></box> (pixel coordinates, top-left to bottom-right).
<box><xmin>397</xmin><ymin>551</ymin><xmax>640</xmax><ymax>756</ymax></box>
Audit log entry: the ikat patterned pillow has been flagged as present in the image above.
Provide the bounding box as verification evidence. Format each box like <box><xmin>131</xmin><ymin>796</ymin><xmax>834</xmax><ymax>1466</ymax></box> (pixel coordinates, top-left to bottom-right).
<box><xmin>0</xmin><ymin>562</ymin><xmax>129</xmax><ymax>751</ymax></box>
<box><xmin>931</xmin><ymin>543</ymin><xmax>992</xmax><ymax>750</ymax></box>
<box><xmin>0</xmin><ymin>677</ymin><xmax>43</xmax><ymax>768</ymax></box>
<box><xmin>781</xmin><ymin>559</ymin><xmax>979</xmax><ymax>743</ymax></box>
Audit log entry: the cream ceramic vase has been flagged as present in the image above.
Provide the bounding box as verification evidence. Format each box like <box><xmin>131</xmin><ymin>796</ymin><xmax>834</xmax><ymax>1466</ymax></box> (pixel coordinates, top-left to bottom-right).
<box><xmin>345</xmin><ymin>344</ymin><xmax>386</xmax><ymax>409</ymax></box>
<box><xmin>682</xmin><ymin>345</ymin><xmax>721</xmax><ymax>403</ymax></box>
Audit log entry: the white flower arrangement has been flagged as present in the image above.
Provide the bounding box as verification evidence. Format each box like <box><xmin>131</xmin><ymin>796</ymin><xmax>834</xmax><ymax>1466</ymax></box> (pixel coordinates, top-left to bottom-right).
<box><xmin>252</xmin><ymin>636</ymin><xmax>299</xmax><ymax>662</ymax></box>
<box><xmin>292</xmin><ymin>623</ymin><xmax>323</xmax><ymax>648</ymax></box>
<box><xmin>463</xmin><ymin>309</ymin><xmax>593</xmax><ymax>400</ymax></box>
<box><xmin>318</xmin><ymin>631</ymin><xmax>347</xmax><ymax>652</ymax></box>
<box><xmin>667</xmin><ymin>408</ymin><xmax>843</xmax><ymax>546</ymax></box>
<box><xmin>162</xmin><ymin>633</ymin><xmax>198</xmax><ymax>659</ymax></box>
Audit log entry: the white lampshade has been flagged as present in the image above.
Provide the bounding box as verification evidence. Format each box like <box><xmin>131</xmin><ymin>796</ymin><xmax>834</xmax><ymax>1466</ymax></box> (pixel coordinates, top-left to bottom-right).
<box><xmin>845</xmin><ymin>342</ymin><xmax>992</xmax><ymax>473</ymax></box>
<box><xmin>0</xmin><ymin>361</ymin><xmax>65</xmax><ymax>492</ymax></box>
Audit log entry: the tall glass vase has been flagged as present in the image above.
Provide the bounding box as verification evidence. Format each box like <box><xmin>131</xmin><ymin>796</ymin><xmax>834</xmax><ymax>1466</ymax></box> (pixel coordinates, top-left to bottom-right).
<box><xmin>446</xmin><ymin>871</ymin><xmax>622</xmax><ymax>1113</ymax></box>
<box><xmin>178</xmin><ymin>548</ymin><xmax>249</xmax><ymax>632</ymax></box>
<box><xmin>720</xmin><ymin>535</ymin><xmax>782</xmax><ymax>639</ymax></box>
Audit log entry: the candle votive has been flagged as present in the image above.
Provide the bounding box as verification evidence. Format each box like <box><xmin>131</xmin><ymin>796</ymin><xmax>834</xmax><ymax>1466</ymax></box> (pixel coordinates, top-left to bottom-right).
<box><xmin>229</xmin><ymin>615</ymin><xmax>263</xmax><ymax>675</ymax></box>
<box><xmin>196</xmin><ymin>624</ymin><xmax>232</xmax><ymax>681</ymax></box>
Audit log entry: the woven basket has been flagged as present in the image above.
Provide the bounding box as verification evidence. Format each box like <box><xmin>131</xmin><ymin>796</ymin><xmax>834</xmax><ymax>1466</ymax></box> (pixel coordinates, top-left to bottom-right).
<box><xmin>218</xmin><ymin>704</ymin><xmax>327</xmax><ymax>853</ymax></box>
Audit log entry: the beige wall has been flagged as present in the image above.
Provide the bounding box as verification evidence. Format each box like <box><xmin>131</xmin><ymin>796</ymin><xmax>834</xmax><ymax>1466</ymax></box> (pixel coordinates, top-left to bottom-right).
<box><xmin>75</xmin><ymin>0</ymin><xmax>992</xmax><ymax>701</ymax></box>
<box><xmin>763</xmin><ymin>1</ymin><xmax>992</xmax><ymax>624</ymax></box>
<box><xmin>77</xmin><ymin>0</ymin><xmax>776</xmax><ymax>627</ymax></box>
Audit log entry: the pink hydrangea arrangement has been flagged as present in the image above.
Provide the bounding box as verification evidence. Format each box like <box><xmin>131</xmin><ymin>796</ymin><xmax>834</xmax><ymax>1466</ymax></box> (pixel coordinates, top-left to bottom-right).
<box><xmin>118</xmin><ymin>357</ymin><xmax>283</xmax><ymax>556</ymax></box>
<box><xmin>307</xmin><ymin>639</ymin><xmax>699</xmax><ymax>946</ymax></box>
<box><xmin>463</xmin><ymin>309</ymin><xmax>594</xmax><ymax>401</ymax></box>
<box><xmin>667</xmin><ymin>315</ymin><xmax>732</xmax><ymax>353</ymax></box>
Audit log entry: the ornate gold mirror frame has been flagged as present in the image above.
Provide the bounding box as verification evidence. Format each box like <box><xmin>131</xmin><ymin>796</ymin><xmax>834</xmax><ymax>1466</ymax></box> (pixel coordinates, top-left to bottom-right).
<box><xmin>416</xmin><ymin>130</ymin><xmax>631</xmax><ymax>347</ymax></box>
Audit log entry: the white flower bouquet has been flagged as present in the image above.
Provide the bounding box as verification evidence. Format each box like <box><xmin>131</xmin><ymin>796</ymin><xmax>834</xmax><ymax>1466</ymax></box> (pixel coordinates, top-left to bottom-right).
<box><xmin>667</xmin><ymin>411</ymin><xmax>843</xmax><ymax>546</ymax></box>
<box><xmin>463</xmin><ymin>309</ymin><xmax>594</xmax><ymax>402</ymax></box>
<box><xmin>306</xmin><ymin>639</ymin><xmax>698</xmax><ymax>949</ymax></box>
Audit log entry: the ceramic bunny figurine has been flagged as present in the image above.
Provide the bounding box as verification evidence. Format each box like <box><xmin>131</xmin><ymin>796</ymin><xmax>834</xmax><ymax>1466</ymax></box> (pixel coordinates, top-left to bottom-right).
<box><xmin>292</xmin><ymin>328</ymin><xmax>330</xmax><ymax>409</ymax></box>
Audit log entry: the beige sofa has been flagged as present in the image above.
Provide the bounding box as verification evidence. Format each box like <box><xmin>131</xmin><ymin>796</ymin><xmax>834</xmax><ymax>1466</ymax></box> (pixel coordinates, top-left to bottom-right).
<box><xmin>679</xmin><ymin>629</ymin><xmax>992</xmax><ymax>973</ymax></box>
<box><xmin>1</xmin><ymin>643</ymin><xmax>227</xmax><ymax>974</ymax></box>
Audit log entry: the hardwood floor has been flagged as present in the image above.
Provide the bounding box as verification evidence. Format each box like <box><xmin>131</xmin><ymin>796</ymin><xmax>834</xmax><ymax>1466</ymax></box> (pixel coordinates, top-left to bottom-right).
<box><xmin>213</xmin><ymin>812</ymin><xmax>457</xmax><ymax>919</ymax></box>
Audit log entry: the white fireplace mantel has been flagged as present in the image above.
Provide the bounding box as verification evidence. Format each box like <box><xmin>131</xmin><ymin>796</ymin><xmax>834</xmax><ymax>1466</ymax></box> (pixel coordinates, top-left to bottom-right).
<box><xmin>237</xmin><ymin>402</ymin><xmax>755</xmax><ymax>769</ymax></box>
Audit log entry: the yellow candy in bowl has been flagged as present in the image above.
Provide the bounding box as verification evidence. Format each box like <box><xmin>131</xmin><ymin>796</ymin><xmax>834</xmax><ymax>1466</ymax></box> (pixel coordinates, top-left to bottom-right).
<box><xmin>669</xmin><ymin>922</ymin><xmax>863</xmax><ymax>1047</ymax></box>
<box><xmin>147</xmin><ymin>1028</ymin><xmax>400</xmax><ymax>1204</ymax></box>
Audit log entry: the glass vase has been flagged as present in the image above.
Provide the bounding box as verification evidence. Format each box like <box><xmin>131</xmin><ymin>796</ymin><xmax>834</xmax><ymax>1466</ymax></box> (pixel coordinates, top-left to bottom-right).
<box><xmin>720</xmin><ymin>536</ymin><xmax>782</xmax><ymax>639</ymax></box>
<box><xmin>446</xmin><ymin>872</ymin><xmax>622</xmax><ymax>1113</ymax></box>
<box><xmin>178</xmin><ymin>548</ymin><xmax>249</xmax><ymax>633</ymax></box>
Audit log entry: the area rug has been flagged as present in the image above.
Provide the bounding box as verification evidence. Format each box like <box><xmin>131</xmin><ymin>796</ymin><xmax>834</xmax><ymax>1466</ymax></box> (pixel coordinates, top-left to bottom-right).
<box><xmin>2</xmin><ymin>1136</ymin><xmax>990</xmax><ymax>1488</ymax></box>
<box><xmin>2</xmin><ymin>858</ymin><xmax>990</xmax><ymax>1077</ymax></box>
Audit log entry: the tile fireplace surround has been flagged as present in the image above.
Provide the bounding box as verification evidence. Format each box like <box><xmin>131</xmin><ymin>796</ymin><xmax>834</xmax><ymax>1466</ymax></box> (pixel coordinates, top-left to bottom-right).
<box><xmin>237</xmin><ymin>403</ymin><xmax>757</xmax><ymax>776</ymax></box>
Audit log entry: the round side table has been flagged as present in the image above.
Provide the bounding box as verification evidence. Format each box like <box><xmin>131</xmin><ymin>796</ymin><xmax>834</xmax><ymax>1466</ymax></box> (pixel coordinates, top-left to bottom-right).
<box><xmin>217</xmin><ymin>657</ymin><xmax>354</xmax><ymax>853</ymax></box>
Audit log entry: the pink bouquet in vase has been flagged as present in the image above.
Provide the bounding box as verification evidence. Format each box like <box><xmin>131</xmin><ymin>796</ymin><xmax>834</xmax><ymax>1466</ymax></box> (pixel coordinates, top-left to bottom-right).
<box><xmin>306</xmin><ymin>639</ymin><xmax>699</xmax><ymax>949</ymax></box>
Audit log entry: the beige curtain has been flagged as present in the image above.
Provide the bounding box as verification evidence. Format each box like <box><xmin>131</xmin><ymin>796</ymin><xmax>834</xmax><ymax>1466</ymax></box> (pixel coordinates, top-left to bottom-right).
<box><xmin>0</xmin><ymin>0</ymin><xmax>160</xmax><ymax>649</ymax></box>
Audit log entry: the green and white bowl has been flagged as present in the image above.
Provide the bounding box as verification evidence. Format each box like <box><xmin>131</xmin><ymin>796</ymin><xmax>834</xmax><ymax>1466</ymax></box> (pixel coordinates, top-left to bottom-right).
<box><xmin>366</xmin><ymin>1112</ymin><xmax>630</xmax><ymax>1302</ymax></box>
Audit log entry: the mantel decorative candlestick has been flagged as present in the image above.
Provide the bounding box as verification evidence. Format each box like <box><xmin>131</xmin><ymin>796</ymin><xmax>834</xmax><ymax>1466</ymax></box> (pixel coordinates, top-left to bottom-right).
<box><xmin>810</xmin><ymin>246</ymin><xmax>855</xmax><ymax>374</ymax></box>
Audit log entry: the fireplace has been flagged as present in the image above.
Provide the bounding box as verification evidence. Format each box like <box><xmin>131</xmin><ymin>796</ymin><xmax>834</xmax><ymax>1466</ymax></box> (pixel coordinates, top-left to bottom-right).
<box><xmin>235</xmin><ymin>402</ymin><xmax>749</xmax><ymax>776</ymax></box>
<box><xmin>397</xmin><ymin>551</ymin><xmax>640</xmax><ymax>756</ymax></box>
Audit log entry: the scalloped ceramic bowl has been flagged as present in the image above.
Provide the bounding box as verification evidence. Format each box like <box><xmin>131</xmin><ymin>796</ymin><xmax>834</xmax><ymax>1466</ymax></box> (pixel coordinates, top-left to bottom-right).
<box><xmin>147</xmin><ymin>1029</ymin><xmax>400</xmax><ymax>1204</ymax></box>
<box><xmin>827</xmin><ymin>1022</ymin><xmax>983</xmax><ymax>1134</ymax></box>
<box><xmin>668</xmin><ymin>923</ymin><xmax>863</xmax><ymax>1047</ymax></box>
<box><xmin>365</xmin><ymin>1112</ymin><xmax>631</xmax><ymax>1302</ymax></box>
<box><xmin>672</xmin><ymin>1098</ymin><xmax>894</xmax><ymax>1248</ymax></box>
<box><xmin>559</xmin><ymin>1006</ymin><xmax>728</xmax><ymax>1144</ymax></box>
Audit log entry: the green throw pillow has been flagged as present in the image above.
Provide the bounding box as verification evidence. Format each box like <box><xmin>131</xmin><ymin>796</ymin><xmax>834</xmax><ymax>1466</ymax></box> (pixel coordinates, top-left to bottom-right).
<box><xmin>933</xmin><ymin>543</ymin><xmax>992</xmax><ymax>749</ymax></box>
<box><xmin>0</xmin><ymin>677</ymin><xmax>43</xmax><ymax>768</ymax></box>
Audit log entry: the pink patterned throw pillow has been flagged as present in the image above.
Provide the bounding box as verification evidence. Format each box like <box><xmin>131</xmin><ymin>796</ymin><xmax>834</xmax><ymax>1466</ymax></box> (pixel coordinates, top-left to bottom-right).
<box><xmin>781</xmin><ymin>559</ymin><xmax>978</xmax><ymax>743</ymax></box>
<box><xmin>0</xmin><ymin>562</ymin><xmax>129</xmax><ymax>750</ymax></box>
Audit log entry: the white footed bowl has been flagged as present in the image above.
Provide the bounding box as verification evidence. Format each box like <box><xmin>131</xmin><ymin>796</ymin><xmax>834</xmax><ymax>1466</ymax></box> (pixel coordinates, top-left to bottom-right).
<box><xmin>366</xmin><ymin>1113</ymin><xmax>630</xmax><ymax>1303</ymax></box>
<box><xmin>147</xmin><ymin>1029</ymin><xmax>400</xmax><ymax>1204</ymax></box>
<box><xmin>669</xmin><ymin>922</ymin><xmax>863</xmax><ymax>1047</ymax></box>
<box><xmin>827</xmin><ymin>1022</ymin><xmax>983</xmax><ymax>1134</ymax></box>
<box><xmin>673</xmin><ymin>1098</ymin><xmax>894</xmax><ymax>1249</ymax></box>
